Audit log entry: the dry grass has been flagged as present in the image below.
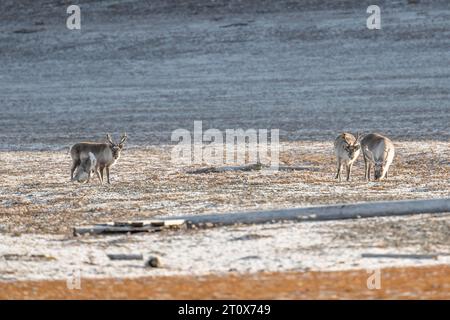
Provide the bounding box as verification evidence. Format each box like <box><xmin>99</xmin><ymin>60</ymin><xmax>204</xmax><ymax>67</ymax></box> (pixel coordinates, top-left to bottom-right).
<box><xmin>1</xmin><ymin>265</ymin><xmax>449</xmax><ymax>299</ymax></box>
<box><xmin>0</xmin><ymin>141</ymin><xmax>448</xmax><ymax>235</ymax></box>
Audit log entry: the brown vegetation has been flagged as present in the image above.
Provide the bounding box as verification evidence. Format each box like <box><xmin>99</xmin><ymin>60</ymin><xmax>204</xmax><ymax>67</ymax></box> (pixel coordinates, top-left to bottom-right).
<box><xmin>1</xmin><ymin>265</ymin><xmax>449</xmax><ymax>299</ymax></box>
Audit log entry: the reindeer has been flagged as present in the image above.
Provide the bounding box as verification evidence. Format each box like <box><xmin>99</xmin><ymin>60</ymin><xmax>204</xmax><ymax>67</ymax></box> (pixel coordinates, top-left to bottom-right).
<box><xmin>360</xmin><ymin>133</ymin><xmax>395</xmax><ymax>181</ymax></box>
<box><xmin>334</xmin><ymin>132</ymin><xmax>361</xmax><ymax>182</ymax></box>
<box><xmin>70</xmin><ymin>133</ymin><xmax>127</xmax><ymax>184</ymax></box>
<box><xmin>74</xmin><ymin>152</ymin><xmax>97</xmax><ymax>183</ymax></box>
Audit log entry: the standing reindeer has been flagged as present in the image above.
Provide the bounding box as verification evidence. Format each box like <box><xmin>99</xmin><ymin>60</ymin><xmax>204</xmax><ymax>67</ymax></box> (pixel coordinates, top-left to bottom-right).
<box><xmin>70</xmin><ymin>133</ymin><xmax>127</xmax><ymax>184</ymax></box>
<box><xmin>334</xmin><ymin>132</ymin><xmax>361</xmax><ymax>182</ymax></box>
<box><xmin>360</xmin><ymin>133</ymin><xmax>395</xmax><ymax>181</ymax></box>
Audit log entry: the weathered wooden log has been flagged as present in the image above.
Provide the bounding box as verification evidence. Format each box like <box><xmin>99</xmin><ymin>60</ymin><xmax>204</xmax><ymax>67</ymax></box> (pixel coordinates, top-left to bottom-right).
<box><xmin>164</xmin><ymin>198</ymin><xmax>450</xmax><ymax>226</ymax></box>
<box><xmin>2</xmin><ymin>254</ymin><xmax>56</xmax><ymax>261</ymax></box>
<box><xmin>73</xmin><ymin>225</ymin><xmax>163</xmax><ymax>236</ymax></box>
<box><xmin>187</xmin><ymin>163</ymin><xmax>264</xmax><ymax>174</ymax></box>
<box><xmin>73</xmin><ymin>219</ymin><xmax>185</xmax><ymax>236</ymax></box>
<box><xmin>361</xmin><ymin>253</ymin><xmax>438</xmax><ymax>260</ymax></box>
<box><xmin>277</xmin><ymin>166</ymin><xmax>319</xmax><ymax>172</ymax></box>
<box><xmin>112</xmin><ymin>219</ymin><xmax>184</xmax><ymax>227</ymax></box>
<box><xmin>187</xmin><ymin>164</ymin><xmax>318</xmax><ymax>174</ymax></box>
<box><xmin>74</xmin><ymin>199</ymin><xmax>449</xmax><ymax>235</ymax></box>
<box><xmin>107</xmin><ymin>254</ymin><xmax>144</xmax><ymax>261</ymax></box>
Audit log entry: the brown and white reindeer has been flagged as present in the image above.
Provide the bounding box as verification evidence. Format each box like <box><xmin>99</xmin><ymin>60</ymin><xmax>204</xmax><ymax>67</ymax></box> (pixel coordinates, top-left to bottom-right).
<box><xmin>70</xmin><ymin>133</ymin><xmax>127</xmax><ymax>184</ymax></box>
<box><xmin>334</xmin><ymin>132</ymin><xmax>361</xmax><ymax>182</ymax></box>
<box><xmin>360</xmin><ymin>133</ymin><xmax>395</xmax><ymax>181</ymax></box>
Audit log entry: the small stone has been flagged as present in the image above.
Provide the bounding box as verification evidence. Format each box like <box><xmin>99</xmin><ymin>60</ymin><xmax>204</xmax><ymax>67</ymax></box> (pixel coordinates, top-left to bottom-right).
<box><xmin>187</xmin><ymin>222</ymin><xmax>197</xmax><ymax>229</ymax></box>
<box><xmin>146</xmin><ymin>256</ymin><xmax>162</xmax><ymax>268</ymax></box>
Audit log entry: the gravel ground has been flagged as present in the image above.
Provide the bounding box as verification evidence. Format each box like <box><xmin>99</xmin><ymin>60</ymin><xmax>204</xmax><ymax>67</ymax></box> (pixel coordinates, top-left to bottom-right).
<box><xmin>0</xmin><ymin>141</ymin><xmax>449</xmax><ymax>282</ymax></box>
<box><xmin>0</xmin><ymin>141</ymin><xmax>448</xmax><ymax>234</ymax></box>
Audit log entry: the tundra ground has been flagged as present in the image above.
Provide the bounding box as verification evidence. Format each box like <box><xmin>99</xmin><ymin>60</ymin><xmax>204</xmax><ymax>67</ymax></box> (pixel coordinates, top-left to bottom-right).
<box><xmin>0</xmin><ymin>141</ymin><xmax>449</xmax><ymax>285</ymax></box>
<box><xmin>0</xmin><ymin>141</ymin><xmax>448</xmax><ymax>235</ymax></box>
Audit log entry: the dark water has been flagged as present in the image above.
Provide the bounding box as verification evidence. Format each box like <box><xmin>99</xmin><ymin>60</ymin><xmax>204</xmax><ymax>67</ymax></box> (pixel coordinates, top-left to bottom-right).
<box><xmin>0</xmin><ymin>0</ymin><xmax>449</xmax><ymax>150</ymax></box>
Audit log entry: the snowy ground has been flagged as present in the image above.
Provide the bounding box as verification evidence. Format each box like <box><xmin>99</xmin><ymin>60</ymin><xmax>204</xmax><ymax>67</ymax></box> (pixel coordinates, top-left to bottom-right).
<box><xmin>1</xmin><ymin>212</ymin><xmax>449</xmax><ymax>281</ymax></box>
<box><xmin>0</xmin><ymin>141</ymin><xmax>448</xmax><ymax>234</ymax></box>
<box><xmin>0</xmin><ymin>141</ymin><xmax>449</xmax><ymax>281</ymax></box>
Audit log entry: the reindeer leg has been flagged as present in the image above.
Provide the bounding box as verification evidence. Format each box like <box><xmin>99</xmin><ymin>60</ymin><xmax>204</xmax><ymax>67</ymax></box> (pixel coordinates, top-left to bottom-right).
<box><xmin>364</xmin><ymin>156</ymin><xmax>372</xmax><ymax>181</ymax></box>
<box><xmin>100</xmin><ymin>166</ymin><xmax>104</xmax><ymax>182</ymax></box>
<box><xmin>106</xmin><ymin>167</ymin><xmax>111</xmax><ymax>184</ymax></box>
<box><xmin>363</xmin><ymin>156</ymin><xmax>368</xmax><ymax>181</ymax></box>
<box><xmin>346</xmin><ymin>163</ymin><xmax>352</xmax><ymax>181</ymax></box>
<box><xmin>95</xmin><ymin>169</ymin><xmax>103</xmax><ymax>184</ymax></box>
<box><xmin>70</xmin><ymin>160</ymin><xmax>80</xmax><ymax>181</ymax></box>
<box><xmin>335</xmin><ymin>159</ymin><xmax>341</xmax><ymax>181</ymax></box>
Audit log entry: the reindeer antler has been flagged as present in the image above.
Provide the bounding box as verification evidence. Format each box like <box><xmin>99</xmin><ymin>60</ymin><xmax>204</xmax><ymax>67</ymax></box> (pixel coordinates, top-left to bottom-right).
<box><xmin>106</xmin><ymin>134</ymin><xmax>114</xmax><ymax>145</ymax></box>
<box><xmin>119</xmin><ymin>132</ymin><xmax>128</xmax><ymax>145</ymax></box>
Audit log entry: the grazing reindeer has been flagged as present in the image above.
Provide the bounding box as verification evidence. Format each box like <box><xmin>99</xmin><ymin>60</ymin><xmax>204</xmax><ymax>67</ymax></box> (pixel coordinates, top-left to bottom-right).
<box><xmin>70</xmin><ymin>133</ymin><xmax>127</xmax><ymax>184</ymax></box>
<box><xmin>74</xmin><ymin>152</ymin><xmax>97</xmax><ymax>183</ymax></box>
<box><xmin>334</xmin><ymin>132</ymin><xmax>361</xmax><ymax>181</ymax></box>
<box><xmin>361</xmin><ymin>133</ymin><xmax>395</xmax><ymax>181</ymax></box>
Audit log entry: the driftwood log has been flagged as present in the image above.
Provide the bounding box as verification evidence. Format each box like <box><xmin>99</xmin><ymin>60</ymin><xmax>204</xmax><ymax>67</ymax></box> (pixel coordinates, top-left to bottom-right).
<box><xmin>187</xmin><ymin>163</ymin><xmax>318</xmax><ymax>174</ymax></box>
<box><xmin>73</xmin><ymin>198</ymin><xmax>449</xmax><ymax>235</ymax></box>
<box><xmin>361</xmin><ymin>253</ymin><xmax>439</xmax><ymax>260</ymax></box>
<box><xmin>107</xmin><ymin>254</ymin><xmax>144</xmax><ymax>261</ymax></box>
<box><xmin>73</xmin><ymin>219</ymin><xmax>185</xmax><ymax>236</ymax></box>
<box><xmin>163</xmin><ymin>198</ymin><xmax>450</xmax><ymax>226</ymax></box>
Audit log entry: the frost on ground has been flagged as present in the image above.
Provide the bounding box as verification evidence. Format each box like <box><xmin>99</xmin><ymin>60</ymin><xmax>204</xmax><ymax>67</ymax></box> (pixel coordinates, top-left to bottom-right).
<box><xmin>0</xmin><ymin>141</ymin><xmax>448</xmax><ymax>234</ymax></box>
<box><xmin>0</xmin><ymin>141</ymin><xmax>449</xmax><ymax>281</ymax></box>
<box><xmin>0</xmin><ymin>213</ymin><xmax>449</xmax><ymax>281</ymax></box>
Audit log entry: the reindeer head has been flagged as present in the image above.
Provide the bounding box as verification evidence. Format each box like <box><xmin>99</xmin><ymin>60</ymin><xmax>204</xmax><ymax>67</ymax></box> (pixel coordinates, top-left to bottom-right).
<box><xmin>373</xmin><ymin>161</ymin><xmax>385</xmax><ymax>180</ymax></box>
<box><xmin>343</xmin><ymin>132</ymin><xmax>361</xmax><ymax>160</ymax></box>
<box><xmin>364</xmin><ymin>146</ymin><xmax>386</xmax><ymax>181</ymax></box>
<box><xmin>76</xmin><ymin>152</ymin><xmax>97</xmax><ymax>183</ymax></box>
<box><xmin>106</xmin><ymin>133</ymin><xmax>127</xmax><ymax>160</ymax></box>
